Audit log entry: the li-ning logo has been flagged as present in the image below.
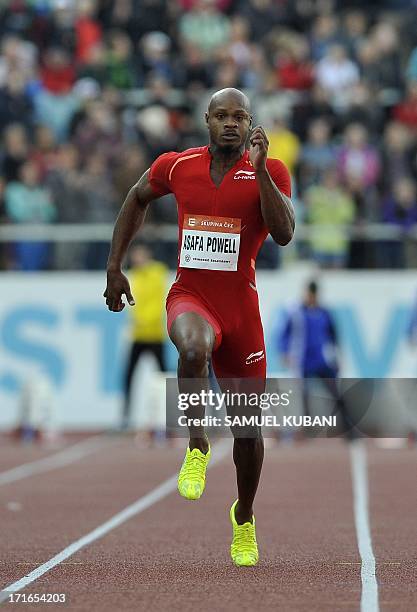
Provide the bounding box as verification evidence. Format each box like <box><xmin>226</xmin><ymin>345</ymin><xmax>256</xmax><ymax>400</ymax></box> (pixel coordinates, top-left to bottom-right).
<box><xmin>234</xmin><ymin>170</ymin><xmax>256</xmax><ymax>180</ymax></box>
<box><xmin>245</xmin><ymin>350</ymin><xmax>265</xmax><ymax>365</ymax></box>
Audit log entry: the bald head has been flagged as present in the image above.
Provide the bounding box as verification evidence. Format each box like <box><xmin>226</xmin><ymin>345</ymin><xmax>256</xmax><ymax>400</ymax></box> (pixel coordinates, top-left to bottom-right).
<box><xmin>205</xmin><ymin>88</ymin><xmax>252</xmax><ymax>153</ymax></box>
<box><xmin>208</xmin><ymin>88</ymin><xmax>251</xmax><ymax>114</ymax></box>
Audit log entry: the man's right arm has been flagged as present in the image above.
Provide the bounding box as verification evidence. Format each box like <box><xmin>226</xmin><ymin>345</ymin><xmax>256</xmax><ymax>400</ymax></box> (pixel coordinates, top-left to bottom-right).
<box><xmin>104</xmin><ymin>169</ymin><xmax>158</xmax><ymax>312</ymax></box>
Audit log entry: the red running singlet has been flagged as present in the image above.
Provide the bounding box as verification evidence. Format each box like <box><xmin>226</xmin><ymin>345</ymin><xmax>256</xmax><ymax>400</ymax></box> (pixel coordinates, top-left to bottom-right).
<box><xmin>149</xmin><ymin>145</ymin><xmax>291</xmax><ymax>379</ymax></box>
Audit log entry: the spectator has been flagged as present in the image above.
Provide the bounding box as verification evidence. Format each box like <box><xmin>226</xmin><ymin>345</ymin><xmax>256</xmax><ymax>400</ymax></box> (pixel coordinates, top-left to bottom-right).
<box><xmin>305</xmin><ymin>167</ymin><xmax>355</xmax><ymax>268</ymax></box>
<box><xmin>212</xmin><ymin>58</ymin><xmax>241</xmax><ymax>89</ymax></box>
<box><xmin>4</xmin><ymin>160</ymin><xmax>55</xmax><ymax>271</ymax></box>
<box><xmin>0</xmin><ymin>4</ymin><xmax>33</xmax><ymax>39</ymax></box>
<box><xmin>0</xmin><ymin>0</ymin><xmax>417</xmax><ymax>272</ymax></box>
<box><xmin>342</xmin><ymin>10</ymin><xmax>368</xmax><ymax>60</ymax></box>
<box><xmin>240</xmin><ymin>43</ymin><xmax>268</xmax><ymax>91</ymax></box>
<box><xmin>310</xmin><ymin>14</ymin><xmax>340</xmax><ymax>61</ymax></box>
<box><xmin>34</xmin><ymin>56</ymin><xmax>80</xmax><ymax>140</ymax></box>
<box><xmin>170</xmin><ymin>106</ymin><xmax>204</xmax><ymax>151</ymax></box>
<box><xmin>382</xmin><ymin>177</ymin><xmax>417</xmax><ymax>229</ymax></box>
<box><xmin>173</xmin><ymin>42</ymin><xmax>213</xmax><ymax>90</ymax></box>
<box><xmin>380</xmin><ymin>121</ymin><xmax>416</xmax><ymax>196</ymax></box>
<box><xmin>72</xmin><ymin>99</ymin><xmax>123</xmax><ymax>166</ymax></box>
<box><xmin>279</xmin><ymin>280</ymin><xmax>338</xmax><ymax>379</ymax></box>
<box><xmin>291</xmin><ymin>82</ymin><xmax>337</xmax><ymax>140</ymax></box>
<box><xmin>379</xmin><ymin>177</ymin><xmax>417</xmax><ymax>268</ymax></box>
<box><xmin>0</xmin><ymin>70</ymin><xmax>33</xmax><ymax>130</ymax></box>
<box><xmin>139</xmin><ymin>31</ymin><xmax>173</xmax><ymax>85</ymax></box>
<box><xmin>104</xmin><ymin>30</ymin><xmax>136</xmax><ymax>89</ymax></box>
<box><xmin>275</xmin><ymin>35</ymin><xmax>314</xmax><ymax>91</ymax></box>
<box><xmin>1</xmin><ymin>123</ymin><xmax>29</xmax><ymax>182</ymax></box>
<box><xmin>367</xmin><ymin>21</ymin><xmax>402</xmax><ymax>93</ymax></box>
<box><xmin>136</xmin><ymin>97</ymin><xmax>178</xmax><ymax>160</ymax></box>
<box><xmin>68</xmin><ymin>77</ymin><xmax>102</xmax><ymax>134</ymax></box>
<box><xmin>46</xmin><ymin>2</ymin><xmax>77</xmax><ymax>54</ymax></box>
<box><xmin>178</xmin><ymin>0</ymin><xmax>230</xmax><ymax>56</ymax></box>
<box><xmin>122</xmin><ymin>243</ymin><xmax>168</xmax><ymax>431</ymax></box>
<box><xmin>251</xmin><ymin>69</ymin><xmax>294</xmax><ymax>127</ymax></box>
<box><xmin>393</xmin><ymin>80</ymin><xmax>417</xmax><ymax>132</ymax></box>
<box><xmin>76</xmin><ymin>43</ymin><xmax>107</xmax><ymax>85</ymax></box>
<box><xmin>225</xmin><ymin>15</ymin><xmax>252</xmax><ymax>79</ymax></box>
<box><xmin>339</xmin><ymin>81</ymin><xmax>384</xmax><ymax>135</ymax></box>
<box><xmin>337</xmin><ymin>123</ymin><xmax>380</xmax><ymax>209</ymax></box>
<box><xmin>45</xmin><ymin>143</ymin><xmax>85</xmax><ymax>224</ymax></box>
<box><xmin>0</xmin><ymin>35</ymin><xmax>36</xmax><ymax>87</ymax></box>
<box><xmin>105</xmin><ymin>0</ymin><xmax>139</xmax><ymax>43</ymax></box>
<box><xmin>315</xmin><ymin>44</ymin><xmax>360</xmax><ymax>110</ymax></box>
<box><xmin>131</xmin><ymin>0</ymin><xmax>170</xmax><ymax>40</ymax></box>
<box><xmin>238</xmin><ymin>0</ymin><xmax>285</xmax><ymax>42</ymax></box>
<box><xmin>298</xmin><ymin>118</ymin><xmax>335</xmax><ymax>190</ymax></box>
<box><xmin>278</xmin><ymin>280</ymin><xmax>357</xmax><ymax>439</ymax></box>
<box><xmin>81</xmin><ymin>151</ymin><xmax>118</xmax><ymax>223</ymax></box>
<box><xmin>336</xmin><ymin>123</ymin><xmax>380</xmax><ymax>269</ymax></box>
<box><xmin>112</xmin><ymin>145</ymin><xmax>148</xmax><ymax>204</ymax></box>
<box><xmin>45</xmin><ymin>142</ymin><xmax>88</xmax><ymax>270</ymax></box>
<box><xmin>75</xmin><ymin>0</ymin><xmax>102</xmax><ymax>64</ymax></box>
<box><xmin>30</xmin><ymin>125</ymin><xmax>58</xmax><ymax>181</ymax></box>
<box><xmin>267</xmin><ymin>116</ymin><xmax>300</xmax><ymax>176</ymax></box>
<box><xmin>80</xmin><ymin>152</ymin><xmax>118</xmax><ymax>269</ymax></box>
<box><xmin>40</xmin><ymin>47</ymin><xmax>76</xmax><ymax>94</ymax></box>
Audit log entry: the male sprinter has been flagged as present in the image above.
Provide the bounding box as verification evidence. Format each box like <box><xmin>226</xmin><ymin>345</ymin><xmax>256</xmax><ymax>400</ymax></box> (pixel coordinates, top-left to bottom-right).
<box><xmin>104</xmin><ymin>88</ymin><xmax>294</xmax><ymax>566</ymax></box>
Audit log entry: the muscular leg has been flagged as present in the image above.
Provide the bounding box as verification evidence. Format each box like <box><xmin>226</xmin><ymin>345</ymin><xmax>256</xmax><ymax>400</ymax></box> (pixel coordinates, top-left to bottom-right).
<box><xmin>214</xmin><ymin>332</ymin><xmax>265</xmax><ymax>525</ymax></box>
<box><xmin>233</xmin><ymin>434</ymin><xmax>264</xmax><ymax>524</ymax></box>
<box><xmin>170</xmin><ymin>311</ymin><xmax>216</xmax><ymax>454</ymax></box>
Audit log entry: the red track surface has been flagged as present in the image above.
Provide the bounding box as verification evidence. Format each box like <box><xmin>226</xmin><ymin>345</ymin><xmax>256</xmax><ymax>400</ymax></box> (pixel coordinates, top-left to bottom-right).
<box><xmin>0</xmin><ymin>435</ymin><xmax>416</xmax><ymax>611</ymax></box>
<box><xmin>368</xmin><ymin>446</ymin><xmax>417</xmax><ymax>611</ymax></box>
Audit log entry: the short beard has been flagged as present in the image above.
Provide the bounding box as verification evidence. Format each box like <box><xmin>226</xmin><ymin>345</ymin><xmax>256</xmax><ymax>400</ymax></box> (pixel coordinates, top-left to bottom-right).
<box><xmin>211</xmin><ymin>140</ymin><xmax>245</xmax><ymax>157</ymax></box>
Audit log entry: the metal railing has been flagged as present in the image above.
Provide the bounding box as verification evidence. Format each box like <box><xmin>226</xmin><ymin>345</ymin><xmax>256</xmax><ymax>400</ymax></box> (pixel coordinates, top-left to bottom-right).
<box><xmin>0</xmin><ymin>223</ymin><xmax>415</xmax><ymax>242</ymax></box>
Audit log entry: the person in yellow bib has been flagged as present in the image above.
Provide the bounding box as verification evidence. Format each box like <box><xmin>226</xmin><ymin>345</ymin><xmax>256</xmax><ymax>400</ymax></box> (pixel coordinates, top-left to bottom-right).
<box><xmin>122</xmin><ymin>243</ymin><xmax>168</xmax><ymax>430</ymax></box>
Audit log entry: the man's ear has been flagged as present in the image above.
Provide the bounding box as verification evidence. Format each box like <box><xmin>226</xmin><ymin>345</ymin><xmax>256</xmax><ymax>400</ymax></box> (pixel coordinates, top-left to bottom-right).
<box><xmin>205</xmin><ymin>112</ymin><xmax>209</xmax><ymax>127</ymax></box>
<box><xmin>249</xmin><ymin>114</ymin><xmax>253</xmax><ymax>128</ymax></box>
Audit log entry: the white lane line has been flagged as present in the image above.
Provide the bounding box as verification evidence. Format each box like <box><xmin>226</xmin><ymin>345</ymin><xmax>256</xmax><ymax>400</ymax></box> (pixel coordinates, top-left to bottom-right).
<box><xmin>0</xmin><ymin>435</ymin><xmax>111</xmax><ymax>487</ymax></box>
<box><xmin>0</xmin><ymin>440</ymin><xmax>230</xmax><ymax>602</ymax></box>
<box><xmin>350</xmin><ymin>441</ymin><xmax>379</xmax><ymax>612</ymax></box>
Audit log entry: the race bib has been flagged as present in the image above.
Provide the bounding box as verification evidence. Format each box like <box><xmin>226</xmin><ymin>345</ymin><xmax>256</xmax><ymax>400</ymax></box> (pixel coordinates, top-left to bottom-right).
<box><xmin>180</xmin><ymin>214</ymin><xmax>241</xmax><ymax>271</ymax></box>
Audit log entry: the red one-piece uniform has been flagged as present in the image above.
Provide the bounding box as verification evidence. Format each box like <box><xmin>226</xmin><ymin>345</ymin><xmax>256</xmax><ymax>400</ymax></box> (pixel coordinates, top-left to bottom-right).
<box><xmin>149</xmin><ymin>145</ymin><xmax>291</xmax><ymax>379</ymax></box>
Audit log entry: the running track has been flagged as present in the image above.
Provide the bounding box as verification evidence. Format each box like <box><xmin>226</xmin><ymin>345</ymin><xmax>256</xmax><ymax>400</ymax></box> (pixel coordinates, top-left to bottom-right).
<box><xmin>0</xmin><ymin>434</ymin><xmax>416</xmax><ymax>611</ymax></box>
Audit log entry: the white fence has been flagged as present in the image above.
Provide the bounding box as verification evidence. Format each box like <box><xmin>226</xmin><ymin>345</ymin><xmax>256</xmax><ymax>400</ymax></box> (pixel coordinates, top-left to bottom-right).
<box><xmin>0</xmin><ymin>268</ymin><xmax>416</xmax><ymax>429</ymax></box>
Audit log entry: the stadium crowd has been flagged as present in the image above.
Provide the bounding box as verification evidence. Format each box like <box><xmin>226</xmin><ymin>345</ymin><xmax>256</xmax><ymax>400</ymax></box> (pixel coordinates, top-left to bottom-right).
<box><xmin>1</xmin><ymin>0</ymin><xmax>417</xmax><ymax>270</ymax></box>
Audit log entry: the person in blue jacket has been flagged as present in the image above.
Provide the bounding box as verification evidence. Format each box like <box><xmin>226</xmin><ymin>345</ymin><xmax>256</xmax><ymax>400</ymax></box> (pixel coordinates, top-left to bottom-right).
<box><xmin>279</xmin><ymin>280</ymin><xmax>356</xmax><ymax>438</ymax></box>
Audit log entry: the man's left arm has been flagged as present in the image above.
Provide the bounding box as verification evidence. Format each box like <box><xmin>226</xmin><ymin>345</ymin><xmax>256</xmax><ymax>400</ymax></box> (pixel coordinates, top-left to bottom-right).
<box><xmin>250</xmin><ymin>125</ymin><xmax>295</xmax><ymax>246</ymax></box>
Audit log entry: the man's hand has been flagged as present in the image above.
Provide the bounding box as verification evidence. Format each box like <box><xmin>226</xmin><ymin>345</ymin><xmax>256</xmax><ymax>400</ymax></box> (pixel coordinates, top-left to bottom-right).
<box><xmin>249</xmin><ymin>126</ymin><xmax>269</xmax><ymax>172</ymax></box>
<box><xmin>104</xmin><ymin>269</ymin><xmax>135</xmax><ymax>312</ymax></box>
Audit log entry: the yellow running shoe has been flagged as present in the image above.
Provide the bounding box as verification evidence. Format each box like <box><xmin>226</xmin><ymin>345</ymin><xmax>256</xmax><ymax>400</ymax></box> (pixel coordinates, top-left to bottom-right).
<box><xmin>177</xmin><ymin>445</ymin><xmax>211</xmax><ymax>500</ymax></box>
<box><xmin>230</xmin><ymin>499</ymin><xmax>259</xmax><ymax>566</ymax></box>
